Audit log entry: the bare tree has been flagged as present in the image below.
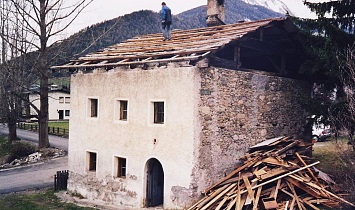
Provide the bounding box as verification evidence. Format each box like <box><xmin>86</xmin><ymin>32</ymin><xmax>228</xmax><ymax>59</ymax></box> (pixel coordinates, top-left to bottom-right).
<box><xmin>328</xmin><ymin>45</ymin><xmax>355</xmax><ymax>152</ymax></box>
<box><xmin>1</xmin><ymin>0</ymin><xmax>92</xmax><ymax>148</ymax></box>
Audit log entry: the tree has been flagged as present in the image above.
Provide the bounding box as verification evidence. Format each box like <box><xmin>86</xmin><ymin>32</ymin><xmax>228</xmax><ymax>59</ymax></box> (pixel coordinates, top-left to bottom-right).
<box><xmin>292</xmin><ymin>0</ymin><xmax>355</xmax><ymax>146</ymax></box>
<box><xmin>1</xmin><ymin>0</ymin><xmax>92</xmax><ymax>148</ymax></box>
<box><xmin>0</xmin><ymin>0</ymin><xmax>27</xmax><ymax>142</ymax></box>
<box><xmin>335</xmin><ymin>45</ymin><xmax>355</xmax><ymax>150</ymax></box>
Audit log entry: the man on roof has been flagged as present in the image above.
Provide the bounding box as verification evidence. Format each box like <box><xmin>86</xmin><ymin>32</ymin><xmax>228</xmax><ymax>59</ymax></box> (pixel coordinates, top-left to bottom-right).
<box><xmin>161</xmin><ymin>2</ymin><xmax>172</xmax><ymax>41</ymax></box>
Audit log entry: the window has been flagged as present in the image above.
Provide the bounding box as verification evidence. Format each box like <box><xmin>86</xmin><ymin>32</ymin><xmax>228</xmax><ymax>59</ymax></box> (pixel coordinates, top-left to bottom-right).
<box><xmin>59</xmin><ymin>97</ymin><xmax>64</xmax><ymax>103</ymax></box>
<box><xmin>65</xmin><ymin>97</ymin><xmax>70</xmax><ymax>103</ymax></box>
<box><xmin>65</xmin><ymin>110</ymin><xmax>70</xmax><ymax>116</ymax></box>
<box><xmin>114</xmin><ymin>157</ymin><xmax>126</xmax><ymax>178</ymax></box>
<box><xmin>154</xmin><ymin>102</ymin><xmax>164</xmax><ymax>124</ymax></box>
<box><xmin>88</xmin><ymin>152</ymin><xmax>97</xmax><ymax>171</ymax></box>
<box><xmin>89</xmin><ymin>98</ymin><xmax>98</xmax><ymax>118</ymax></box>
<box><xmin>119</xmin><ymin>100</ymin><xmax>128</xmax><ymax>120</ymax></box>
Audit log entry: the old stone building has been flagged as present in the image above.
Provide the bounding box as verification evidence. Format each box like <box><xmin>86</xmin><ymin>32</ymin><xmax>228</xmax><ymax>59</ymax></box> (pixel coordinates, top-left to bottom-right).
<box><xmin>53</xmin><ymin>17</ymin><xmax>311</xmax><ymax>209</ymax></box>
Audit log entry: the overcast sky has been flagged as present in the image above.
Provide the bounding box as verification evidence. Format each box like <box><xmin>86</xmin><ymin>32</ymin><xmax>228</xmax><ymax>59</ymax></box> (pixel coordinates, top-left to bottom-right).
<box><xmin>60</xmin><ymin>0</ymin><xmax>326</xmax><ymax>40</ymax></box>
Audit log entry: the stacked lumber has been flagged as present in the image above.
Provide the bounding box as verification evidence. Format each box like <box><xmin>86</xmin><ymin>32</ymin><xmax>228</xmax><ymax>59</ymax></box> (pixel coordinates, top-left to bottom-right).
<box><xmin>188</xmin><ymin>136</ymin><xmax>355</xmax><ymax>210</ymax></box>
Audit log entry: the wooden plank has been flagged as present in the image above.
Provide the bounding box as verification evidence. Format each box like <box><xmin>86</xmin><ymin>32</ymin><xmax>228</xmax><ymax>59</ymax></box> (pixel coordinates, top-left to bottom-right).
<box><xmin>273</xmin><ymin>178</ymin><xmax>282</xmax><ymax>199</ymax></box>
<box><xmin>294</xmin><ymin>175</ymin><xmax>355</xmax><ymax>207</ymax></box>
<box><xmin>253</xmin><ymin>168</ymin><xmax>267</xmax><ymax>179</ymax></box>
<box><xmin>287</xmin><ymin>181</ymin><xmax>303</xmax><ymax>210</ymax></box>
<box><xmin>284</xmin><ymin>201</ymin><xmax>289</xmax><ymax>210</ymax></box>
<box><xmin>215</xmin><ymin>196</ymin><xmax>229</xmax><ymax>210</ymax></box>
<box><xmin>302</xmin><ymin>199</ymin><xmax>320</xmax><ymax>210</ymax></box>
<box><xmin>260</xmin><ymin>167</ymin><xmax>288</xmax><ymax>180</ymax></box>
<box><xmin>52</xmin><ymin>52</ymin><xmax>211</xmax><ymax>69</ymax></box>
<box><xmin>195</xmin><ymin>184</ymin><xmax>230</xmax><ymax>209</ymax></box>
<box><xmin>243</xmin><ymin>175</ymin><xmax>255</xmax><ymax>204</ymax></box>
<box><xmin>285</xmin><ymin>177</ymin><xmax>322</xmax><ymax>198</ymax></box>
<box><xmin>200</xmin><ymin>183</ymin><xmax>237</xmax><ymax>210</ymax></box>
<box><xmin>225</xmin><ymin>197</ymin><xmax>236</xmax><ymax>210</ymax></box>
<box><xmin>252</xmin><ymin>186</ymin><xmax>262</xmax><ymax>210</ymax></box>
<box><xmin>274</xmin><ymin>140</ymin><xmax>299</xmax><ymax>155</ymax></box>
<box><xmin>203</xmin><ymin>158</ymin><xmax>259</xmax><ymax>194</ymax></box>
<box><xmin>295</xmin><ymin>152</ymin><xmax>319</xmax><ymax>183</ymax></box>
<box><xmin>230</xmin><ymin>161</ymin><xmax>320</xmax><ymax>199</ymax></box>
<box><xmin>187</xmin><ymin>195</ymin><xmax>208</xmax><ymax>210</ymax></box>
<box><xmin>235</xmin><ymin>172</ymin><xmax>242</xmax><ymax>210</ymax></box>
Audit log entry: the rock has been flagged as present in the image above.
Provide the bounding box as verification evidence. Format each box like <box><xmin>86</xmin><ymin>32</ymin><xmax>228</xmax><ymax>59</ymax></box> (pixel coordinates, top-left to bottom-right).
<box><xmin>28</xmin><ymin>152</ymin><xmax>42</xmax><ymax>163</ymax></box>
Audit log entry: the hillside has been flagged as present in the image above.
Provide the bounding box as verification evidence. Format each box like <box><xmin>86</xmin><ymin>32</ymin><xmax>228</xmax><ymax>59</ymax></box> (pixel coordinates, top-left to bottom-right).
<box><xmin>50</xmin><ymin>0</ymin><xmax>283</xmax><ymax>74</ymax></box>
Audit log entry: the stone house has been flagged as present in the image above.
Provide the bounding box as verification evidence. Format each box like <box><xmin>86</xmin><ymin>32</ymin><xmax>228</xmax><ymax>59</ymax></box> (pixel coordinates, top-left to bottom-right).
<box><xmin>53</xmin><ymin>16</ymin><xmax>311</xmax><ymax>209</ymax></box>
<box><xmin>29</xmin><ymin>89</ymin><xmax>70</xmax><ymax>120</ymax></box>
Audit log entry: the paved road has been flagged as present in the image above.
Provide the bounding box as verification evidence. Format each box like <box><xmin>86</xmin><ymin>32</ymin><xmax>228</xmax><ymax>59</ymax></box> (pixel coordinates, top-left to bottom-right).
<box><xmin>0</xmin><ymin>156</ymin><xmax>68</xmax><ymax>194</ymax></box>
<box><xmin>0</xmin><ymin>125</ymin><xmax>68</xmax><ymax>151</ymax></box>
<box><xmin>0</xmin><ymin>125</ymin><xmax>69</xmax><ymax>194</ymax></box>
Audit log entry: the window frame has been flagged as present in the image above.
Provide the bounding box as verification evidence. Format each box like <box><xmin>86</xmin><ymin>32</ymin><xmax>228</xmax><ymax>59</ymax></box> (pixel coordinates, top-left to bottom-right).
<box><xmin>114</xmin><ymin>98</ymin><xmax>129</xmax><ymax>123</ymax></box>
<box><xmin>114</xmin><ymin>156</ymin><xmax>127</xmax><ymax>178</ymax></box>
<box><xmin>59</xmin><ymin>97</ymin><xmax>64</xmax><ymax>103</ymax></box>
<box><xmin>65</xmin><ymin>110</ymin><xmax>70</xmax><ymax>117</ymax></box>
<box><xmin>119</xmin><ymin>100</ymin><xmax>128</xmax><ymax>121</ymax></box>
<box><xmin>88</xmin><ymin>98</ymin><xmax>99</xmax><ymax>118</ymax></box>
<box><xmin>87</xmin><ymin>151</ymin><xmax>97</xmax><ymax>172</ymax></box>
<box><xmin>65</xmin><ymin>97</ymin><xmax>70</xmax><ymax>104</ymax></box>
<box><xmin>154</xmin><ymin>101</ymin><xmax>164</xmax><ymax>124</ymax></box>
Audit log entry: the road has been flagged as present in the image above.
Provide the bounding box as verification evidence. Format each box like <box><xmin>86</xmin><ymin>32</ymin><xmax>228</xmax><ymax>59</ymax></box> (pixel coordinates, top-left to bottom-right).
<box><xmin>0</xmin><ymin>126</ymin><xmax>69</xmax><ymax>194</ymax></box>
<box><xmin>0</xmin><ymin>125</ymin><xmax>68</xmax><ymax>151</ymax></box>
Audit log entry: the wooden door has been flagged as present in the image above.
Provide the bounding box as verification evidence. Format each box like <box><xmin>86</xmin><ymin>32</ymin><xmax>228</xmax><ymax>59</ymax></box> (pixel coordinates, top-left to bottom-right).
<box><xmin>147</xmin><ymin>158</ymin><xmax>164</xmax><ymax>207</ymax></box>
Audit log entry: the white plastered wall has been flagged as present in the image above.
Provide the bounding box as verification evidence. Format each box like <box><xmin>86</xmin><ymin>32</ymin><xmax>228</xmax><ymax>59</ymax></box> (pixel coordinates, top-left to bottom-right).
<box><xmin>68</xmin><ymin>66</ymin><xmax>201</xmax><ymax>209</ymax></box>
<box><xmin>29</xmin><ymin>91</ymin><xmax>70</xmax><ymax>120</ymax></box>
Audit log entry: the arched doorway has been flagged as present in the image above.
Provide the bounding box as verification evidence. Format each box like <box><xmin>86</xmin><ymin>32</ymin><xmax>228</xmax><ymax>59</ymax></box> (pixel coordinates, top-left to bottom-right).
<box><xmin>146</xmin><ymin>158</ymin><xmax>164</xmax><ymax>207</ymax></box>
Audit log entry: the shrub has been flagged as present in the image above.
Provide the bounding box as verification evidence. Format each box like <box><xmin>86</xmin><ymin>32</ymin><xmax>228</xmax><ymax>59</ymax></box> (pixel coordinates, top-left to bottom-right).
<box><xmin>7</xmin><ymin>141</ymin><xmax>36</xmax><ymax>162</ymax></box>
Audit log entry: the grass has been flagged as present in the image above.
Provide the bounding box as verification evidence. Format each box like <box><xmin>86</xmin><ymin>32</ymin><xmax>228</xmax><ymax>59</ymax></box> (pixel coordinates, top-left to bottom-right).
<box><xmin>0</xmin><ymin>135</ymin><xmax>37</xmax><ymax>163</ymax></box>
<box><xmin>0</xmin><ymin>189</ymin><xmax>93</xmax><ymax>210</ymax></box>
<box><xmin>0</xmin><ymin>136</ymin><xmax>9</xmax><ymax>160</ymax></box>
<box><xmin>313</xmin><ymin>137</ymin><xmax>352</xmax><ymax>173</ymax></box>
<box><xmin>313</xmin><ymin>137</ymin><xmax>355</xmax><ymax>207</ymax></box>
<box><xmin>48</xmin><ymin>121</ymin><xmax>69</xmax><ymax>130</ymax></box>
<box><xmin>18</xmin><ymin>121</ymin><xmax>69</xmax><ymax>137</ymax></box>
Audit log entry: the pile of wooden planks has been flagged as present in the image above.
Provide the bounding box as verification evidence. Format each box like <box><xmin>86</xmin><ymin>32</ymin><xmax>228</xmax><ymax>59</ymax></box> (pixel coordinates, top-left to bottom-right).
<box><xmin>188</xmin><ymin>136</ymin><xmax>355</xmax><ymax>210</ymax></box>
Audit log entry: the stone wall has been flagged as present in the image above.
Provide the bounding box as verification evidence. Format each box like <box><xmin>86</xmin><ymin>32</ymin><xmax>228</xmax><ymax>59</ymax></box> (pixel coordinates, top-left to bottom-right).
<box><xmin>192</xmin><ymin>67</ymin><xmax>311</xmax><ymax>193</ymax></box>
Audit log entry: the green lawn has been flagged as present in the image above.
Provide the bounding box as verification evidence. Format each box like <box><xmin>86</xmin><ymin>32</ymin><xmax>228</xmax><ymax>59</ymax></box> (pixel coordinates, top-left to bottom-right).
<box><xmin>48</xmin><ymin>121</ymin><xmax>69</xmax><ymax>130</ymax></box>
<box><xmin>0</xmin><ymin>189</ymin><xmax>93</xmax><ymax>210</ymax></box>
<box><xmin>19</xmin><ymin>121</ymin><xmax>69</xmax><ymax>137</ymax></box>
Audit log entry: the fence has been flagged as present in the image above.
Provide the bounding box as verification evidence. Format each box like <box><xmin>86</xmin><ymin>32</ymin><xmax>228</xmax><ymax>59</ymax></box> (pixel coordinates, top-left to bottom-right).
<box><xmin>17</xmin><ymin>123</ymin><xmax>69</xmax><ymax>137</ymax></box>
<box><xmin>54</xmin><ymin>170</ymin><xmax>69</xmax><ymax>191</ymax></box>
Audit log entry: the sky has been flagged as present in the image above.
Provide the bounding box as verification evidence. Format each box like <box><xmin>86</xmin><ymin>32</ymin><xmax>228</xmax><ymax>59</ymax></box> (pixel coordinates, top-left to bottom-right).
<box><xmin>61</xmin><ymin>0</ymin><xmax>327</xmax><ymax>40</ymax></box>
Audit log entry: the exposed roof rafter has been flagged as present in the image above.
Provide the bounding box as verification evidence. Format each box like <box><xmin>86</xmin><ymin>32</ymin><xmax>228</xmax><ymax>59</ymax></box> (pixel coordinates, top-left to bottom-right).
<box><xmin>52</xmin><ymin>18</ymin><xmax>296</xmax><ymax>70</ymax></box>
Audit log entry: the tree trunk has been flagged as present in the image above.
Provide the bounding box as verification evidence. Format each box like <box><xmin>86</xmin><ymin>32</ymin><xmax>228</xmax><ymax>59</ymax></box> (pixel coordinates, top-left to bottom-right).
<box><xmin>8</xmin><ymin>121</ymin><xmax>17</xmax><ymax>142</ymax></box>
<box><xmin>37</xmin><ymin>0</ymin><xmax>49</xmax><ymax>149</ymax></box>
<box><xmin>38</xmin><ymin>70</ymin><xmax>50</xmax><ymax>148</ymax></box>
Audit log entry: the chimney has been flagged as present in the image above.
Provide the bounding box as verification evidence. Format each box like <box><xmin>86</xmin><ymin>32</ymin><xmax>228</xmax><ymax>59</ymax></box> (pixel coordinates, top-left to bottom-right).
<box><xmin>207</xmin><ymin>0</ymin><xmax>225</xmax><ymax>27</ymax></box>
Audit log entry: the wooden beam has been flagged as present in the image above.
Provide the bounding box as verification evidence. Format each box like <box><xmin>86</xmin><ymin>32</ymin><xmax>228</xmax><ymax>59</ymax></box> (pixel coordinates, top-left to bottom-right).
<box><xmin>230</xmin><ymin>161</ymin><xmax>320</xmax><ymax>198</ymax></box>
<box><xmin>295</xmin><ymin>152</ymin><xmax>319</xmax><ymax>183</ymax></box>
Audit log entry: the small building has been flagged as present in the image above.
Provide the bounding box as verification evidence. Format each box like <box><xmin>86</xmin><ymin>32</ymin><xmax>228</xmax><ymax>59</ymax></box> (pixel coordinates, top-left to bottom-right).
<box><xmin>29</xmin><ymin>89</ymin><xmax>70</xmax><ymax>120</ymax></box>
<box><xmin>53</xmin><ymin>17</ymin><xmax>311</xmax><ymax>209</ymax></box>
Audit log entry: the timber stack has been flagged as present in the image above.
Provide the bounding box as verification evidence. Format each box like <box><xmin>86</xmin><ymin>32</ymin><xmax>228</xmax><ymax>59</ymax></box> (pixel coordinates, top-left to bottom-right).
<box><xmin>188</xmin><ymin>136</ymin><xmax>355</xmax><ymax>210</ymax></box>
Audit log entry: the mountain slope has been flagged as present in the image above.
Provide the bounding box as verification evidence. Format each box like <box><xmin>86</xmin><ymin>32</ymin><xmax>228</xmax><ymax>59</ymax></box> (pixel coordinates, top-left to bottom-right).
<box><xmin>176</xmin><ymin>0</ymin><xmax>283</xmax><ymax>28</ymax></box>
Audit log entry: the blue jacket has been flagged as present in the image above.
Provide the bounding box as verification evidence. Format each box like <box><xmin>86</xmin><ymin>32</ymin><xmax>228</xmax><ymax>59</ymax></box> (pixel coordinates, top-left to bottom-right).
<box><xmin>161</xmin><ymin>5</ymin><xmax>172</xmax><ymax>23</ymax></box>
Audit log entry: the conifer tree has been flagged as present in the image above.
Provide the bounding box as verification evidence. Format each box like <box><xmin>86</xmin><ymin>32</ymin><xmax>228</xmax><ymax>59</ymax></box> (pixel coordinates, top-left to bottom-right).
<box><xmin>293</xmin><ymin>0</ymin><xmax>355</xmax><ymax>144</ymax></box>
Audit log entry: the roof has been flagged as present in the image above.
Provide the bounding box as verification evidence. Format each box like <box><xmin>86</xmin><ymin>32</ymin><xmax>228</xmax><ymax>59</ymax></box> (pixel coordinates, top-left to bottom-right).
<box><xmin>52</xmin><ymin>17</ymin><xmax>298</xmax><ymax>70</ymax></box>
